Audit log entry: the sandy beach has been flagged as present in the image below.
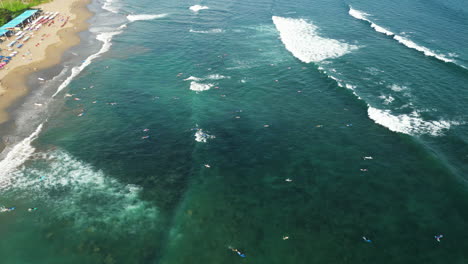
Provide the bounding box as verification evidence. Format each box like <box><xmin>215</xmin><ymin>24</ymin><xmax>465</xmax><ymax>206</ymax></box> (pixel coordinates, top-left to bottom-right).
<box><xmin>0</xmin><ymin>0</ymin><xmax>92</xmax><ymax>124</ymax></box>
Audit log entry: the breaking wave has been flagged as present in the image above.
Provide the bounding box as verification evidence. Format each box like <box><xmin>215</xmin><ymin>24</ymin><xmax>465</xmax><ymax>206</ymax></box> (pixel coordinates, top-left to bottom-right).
<box><xmin>367</xmin><ymin>107</ymin><xmax>458</xmax><ymax>136</ymax></box>
<box><xmin>348</xmin><ymin>7</ymin><xmax>457</xmax><ymax>64</ymax></box>
<box><xmin>189</xmin><ymin>5</ymin><xmax>209</xmax><ymax>12</ymax></box>
<box><xmin>127</xmin><ymin>14</ymin><xmax>168</xmax><ymax>22</ymax></box>
<box><xmin>52</xmin><ymin>30</ymin><xmax>124</xmax><ymax>97</ymax></box>
<box><xmin>4</xmin><ymin>150</ymin><xmax>158</xmax><ymax>232</ymax></box>
<box><xmin>272</xmin><ymin>16</ymin><xmax>358</xmax><ymax>63</ymax></box>
<box><xmin>318</xmin><ymin>66</ymin><xmax>459</xmax><ymax>137</ymax></box>
<box><xmin>0</xmin><ymin>124</ymin><xmax>43</xmax><ymax>189</ymax></box>
<box><xmin>190</xmin><ymin>82</ymin><xmax>214</xmax><ymax>92</ymax></box>
<box><xmin>102</xmin><ymin>0</ymin><xmax>119</xmax><ymax>13</ymax></box>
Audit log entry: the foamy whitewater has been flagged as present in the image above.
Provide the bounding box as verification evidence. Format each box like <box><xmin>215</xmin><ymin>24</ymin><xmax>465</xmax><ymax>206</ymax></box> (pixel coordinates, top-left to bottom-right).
<box><xmin>6</xmin><ymin>150</ymin><xmax>158</xmax><ymax>231</ymax></box>
<box><xmin>194</xmin><ymin>129</ymin><xmax>215</xmax><ymax>142</ymax></box>
<box><xmin>52</xmin><ymin>30</ymin><xmax>123</xmax><ymax>97</ymax></box>
<box><xmin>53</xmin><ymin>12</ymin><xmax>168</xmax><ymax>98</ymax></box>
<box><xmin>348</xmin><ymin>7</ymin><xmax>455</xmax><ymax>64</ymax></box>
<box><xmin>2</xmin><ymin>0</ymin><xmax>468</xmax><ymax>262</ymax></box>
<box><xmin>127</xmin><ymin>14</ymin><xmax>168</xmax><ymax>22</ymax></box>
<box><xmin>190</xmin><ymin>81</ymin><xmax>214</xmax><ymax>92</ymax></box>
<box><xmin>272</xmin><ymin>16</ymin><xmax>358</xmax><ymax>63</ymax></box>
<box><xmin>367</xmin><ymin>107</ymin><xmax>457</xmax><ymax>136</ymax></box>
<box><xmin>0</xmin><ymin>124</ymin><xmax>43</xmax><ymax>188</ymax></box>
<box><xmin>189</xmin><ymin>5</ymin><xmax>209</xmax><ymax>12</ymax></box>
<box><xmin>184</xmin><ymin>74</ymin><xmax>229</xmax><ymax>81</ymax></box>
<box><xmin>102</xmin><ymin>0</ymin><xmax>119</xmax><ymax>13</ymax></box>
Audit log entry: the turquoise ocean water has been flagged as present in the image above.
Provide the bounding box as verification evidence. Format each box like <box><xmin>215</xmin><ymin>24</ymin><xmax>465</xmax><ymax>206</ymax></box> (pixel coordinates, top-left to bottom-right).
<box><xmin>1</xmin><ymin>0</ymin><xmax>468</xmax><ymax>263</ymax></box>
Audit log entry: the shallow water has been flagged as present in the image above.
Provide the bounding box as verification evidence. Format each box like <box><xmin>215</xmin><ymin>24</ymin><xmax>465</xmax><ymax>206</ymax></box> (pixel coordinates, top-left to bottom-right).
<box><xmin>1</xmin><ymin>0</ymin><xmax>468</xmax><ymax>263</ymax></box>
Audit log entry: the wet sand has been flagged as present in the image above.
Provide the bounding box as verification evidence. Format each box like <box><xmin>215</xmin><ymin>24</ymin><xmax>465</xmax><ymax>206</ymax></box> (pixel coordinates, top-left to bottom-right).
<box><xmin>0</xmin><ymin>0</ymin><xmax>92</xmax><ymax>124</ymax></box>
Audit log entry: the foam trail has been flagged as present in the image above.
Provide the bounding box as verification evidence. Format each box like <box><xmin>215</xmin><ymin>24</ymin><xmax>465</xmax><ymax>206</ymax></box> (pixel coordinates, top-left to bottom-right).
<box><xmin>0</xmin><ymin>123</ymin><xmax>43</xmax><ymax>188</ymax></box>
<box><xmin>272</xmin><ymin>16</ymin><xmax>358</xmax><ymax>63</ymax></box>
<box><xmin>189</xmin><ymin>5</ymin><xmax>209</xmax><ymax>12</ymax></box>
<box><xmin>348</xmin><ymin>7</ymin><xmax>456</xmax><ymax>64</ymax></box>
<box><xmin>52</xmin><ymin>30</ymin><xmax>124</xmax><ymax>97</ymax></box>
<box><xmin>127</xmin><ymin>14</ymin><xmax>168</xmax><ymax>22</ymax></box>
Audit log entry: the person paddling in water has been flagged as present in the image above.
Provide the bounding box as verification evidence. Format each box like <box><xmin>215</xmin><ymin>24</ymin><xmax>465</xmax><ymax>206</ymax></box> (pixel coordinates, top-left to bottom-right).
<box><xmin>229</xmin><ymin>247</ymin><xmax>246</xmax><ymax>258</ymax></box>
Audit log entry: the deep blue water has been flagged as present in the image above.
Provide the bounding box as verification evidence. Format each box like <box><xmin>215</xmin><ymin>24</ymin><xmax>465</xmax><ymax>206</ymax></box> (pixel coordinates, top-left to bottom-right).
<box><xmin>1</xmin><ymin>0</ymin><xmax>468</xmax><ymax>263</ymax></box>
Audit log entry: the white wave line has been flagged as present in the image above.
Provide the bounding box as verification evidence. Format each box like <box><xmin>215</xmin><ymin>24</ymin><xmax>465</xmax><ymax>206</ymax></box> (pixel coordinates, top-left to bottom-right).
<box><xmin>348</xmin><ymin>6</ymin><xmax>456</xmax><ymax>64</ymax></box>
<box><xmin>0</xmin><ymin>123</ymin><xmax>43</xmax><ymax>187</ymax></box>
<box><xmin>52</xmin><ymin>29</ymin><xmax>124</xmax><ymax>97</ymax></box>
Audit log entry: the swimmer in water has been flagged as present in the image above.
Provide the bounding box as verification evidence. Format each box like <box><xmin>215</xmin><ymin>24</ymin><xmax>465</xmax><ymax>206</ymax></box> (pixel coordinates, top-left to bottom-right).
<box><xmin>28</xmin><ymin>208</ymin><xmax>38</xmax><ymax>212</ymax></box>
<box><xmin>435</xmin><ymin>234</ymin><xmax>444</xmax><ymax>242</ymax></box>
<box><xmin>363</xmin><ymin>156</ymin><xmax>373</xmax><ymax>160</ymax></box>
<box><xmin>204</xmin><ymin>164</ymin><xmax>211</xmax><ymax>168</ymax></box>
<box><xmin>285</xmin><ymin>178</ymin><xmax>292</xmax><ymax>182</ymax></box>
<box><xmin>360</xmin><ymin>169</ymin><xmax>368</xmax><ymax>172</ymax></box>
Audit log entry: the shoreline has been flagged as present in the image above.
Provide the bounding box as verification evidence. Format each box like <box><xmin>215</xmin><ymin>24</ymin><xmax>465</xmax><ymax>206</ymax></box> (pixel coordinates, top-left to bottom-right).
<box><xmin>0</xmin><ymin>0</ymin><xmax>93</xmax><ymax>125</ymax></box>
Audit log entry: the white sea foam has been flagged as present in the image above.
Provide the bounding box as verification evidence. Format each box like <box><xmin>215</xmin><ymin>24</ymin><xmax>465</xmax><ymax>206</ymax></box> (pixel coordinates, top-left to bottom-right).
<box><xmin>189</xmin><ymin>5</ymin><xmax>209</xmax><ymax>12</ymax></box>
<box><xmin>0</xmin><ymin>124</ymin><xmax>43</xmax><ymax>189</ymax></box>
<box><xmin>367</xmin><ymin>107</ymin><xmax>457</xmax><ymax>136</ymax></box>
<box><xmin>184</xmin><ymin>76</ymin><xmax>203</xmax><ymax>81</ymax></box>
<box><xmin>206</xmin><ymin>74</ymin><xmax>229</xmax><ymax>80</ymax></box>
<box><xmin>189</xmin><ymin>28</ymin><xmax>224</xmax><ymax>34</ymax></box>
<box><xmin>393</xmin><ymin>35</ymin><xmax>454</xmax><ymax>63</ymax></box>
<box><xmin>102</xmin><ymin>0</ymin><xmax>119</xmax><ymax>13</ymax></box>
<box><xmin>348</xmin><ymin>8</ymin><xmax>394</xmax><ymax>36</ymax></box>
<box><xmin>190</xmin><ymin>81</ymin><xmax>213</xmax><ymax>92</ymax></box>
<box><xmin>272</xmin><ymin>16</ymin><xmax>358</xmax><ymax>63</ymax></box>
<box><xmin>348</xmin><ymin>7</ymin><xmax>455</xmax><ymax>63</ymax></box>
<box><xmin>53</xmin><ymin>30</ymin><xmax>124</xmax><ymax>97</ymax></box>
<box><xmin>379</xmin><ymin>95</ymin><xmax>395</xmax><ymax>105</ymax></box>
<box><xmin>127</xmin><ymin>14</ymin><xmax>168</xmax><ymax>22</ymax></box>
<box><xmin>194</xmin><ymin>129</ymin><xmax>215</xmax><ymax>143</ymax></box>
<box><xmin>184</xmin><ymin>74</ymin><xmax>229</xmax><ymax>82</ymax></box>
<box><xmin>5</xmin><ymin>150</ymin><xmax>158</xmax><ymax>231</ymax></box>
<box><xmin>389</xmin><ymin>84</ymin><xmax>407</xmax><ymax>92</ymax></box>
